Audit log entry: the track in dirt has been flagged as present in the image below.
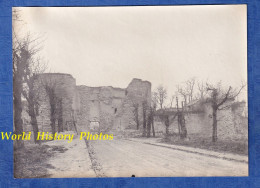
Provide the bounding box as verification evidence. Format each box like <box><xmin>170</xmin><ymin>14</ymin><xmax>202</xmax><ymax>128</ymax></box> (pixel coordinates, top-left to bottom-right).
<box><xmin>85</xmin><ymin>140</ymin><xmax>106</xmax><ymax>177</ymax></box>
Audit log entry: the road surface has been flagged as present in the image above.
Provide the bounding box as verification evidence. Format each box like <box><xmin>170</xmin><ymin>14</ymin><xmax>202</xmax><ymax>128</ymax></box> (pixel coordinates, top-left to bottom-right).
<box><xmin>90</xmin><ymin>138</ymin><xmax>248</xmax><ymax>177</ymax></box>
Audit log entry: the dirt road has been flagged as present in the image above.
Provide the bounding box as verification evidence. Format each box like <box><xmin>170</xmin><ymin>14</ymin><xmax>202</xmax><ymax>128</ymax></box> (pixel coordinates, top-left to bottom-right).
<box><xmin>90</xmin><ymin>138</ymin><xmax>248</xmax><ymax>177</ymax></box>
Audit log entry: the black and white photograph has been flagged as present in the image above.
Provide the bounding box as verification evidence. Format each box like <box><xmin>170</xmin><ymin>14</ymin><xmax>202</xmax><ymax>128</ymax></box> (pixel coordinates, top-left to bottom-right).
<box><xmin>12</xmin><ymin>5</ymin><xmax>248</xmax><ymax>178</ymax></box>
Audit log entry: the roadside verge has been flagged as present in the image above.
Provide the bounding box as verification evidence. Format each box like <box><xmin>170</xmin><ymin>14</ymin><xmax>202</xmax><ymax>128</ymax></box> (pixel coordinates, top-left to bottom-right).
<box><xmin>126</xmin><ymin>138</ymin><xmax>248</xmax><ymax>164</ymax></box>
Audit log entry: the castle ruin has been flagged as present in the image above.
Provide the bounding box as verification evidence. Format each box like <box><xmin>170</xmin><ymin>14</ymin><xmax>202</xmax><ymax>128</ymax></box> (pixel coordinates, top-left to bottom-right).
<box><xmin>34</xmin><ymin>73</ymin><xmax>151</xmax><ymax>133</ymax></box>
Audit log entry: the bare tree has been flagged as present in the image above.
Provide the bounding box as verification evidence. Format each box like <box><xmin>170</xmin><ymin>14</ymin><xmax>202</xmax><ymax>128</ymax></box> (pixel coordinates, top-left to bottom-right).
<box><xmin>169</xmin><ymin>95</ymin><xmax>175</xmax><ymax>108</ymax></box>
<box><xmin>206</xmin><ymin>81</ymin><xmax>246</xmax><ymax>142</ymax></box>
<box><xmin>142</xmin><ymin>101</ymin><xmax>148</xmax><ymax>137</ymax></box>
<box><xmin>132</xmin><ymin>102</ymin><xmax>140</xmax><ymax>130</ymax></box>
<box><xmin>22</xmin><ymin>75</ymin><xmax>44</xmax><ymax>143</ymax></box>
<box><xmin>175</xmin><ymin>97</ymin><xmax>187</xmax><ymax>139</ymax></box>
<box><xmin>21</xmin><ymin>39</ymin><xmax>46</xmax><ymax>144</ymax></box>
<box><xmin>150</xmin><ymin>92</ymin><xmax>158</xmax><ymax>137</ymax></box>
<box><xmin>146</xmin><ymin>108</ymin><xmax>152</xmax><ymax>138</ymax></box>
<box><xmin>57</xmin><ymin>98</ymin><xmax>63</xmax><ymax>132</ymax></box>
<box><xmin>151</xmin><ymin>92</ymin><xmax>158</xmax><ymax>110</ymax></box>
<box><xmin>147</xmin><ymin>102</ymin><xmax>157</xmax><ymax>138</ymax></box>
<box><xmin>13</xmin><ymin>41</ymin><xmax>26</xmax><ymax>148</ymax></box>
<box><xmin>177</xmin><ymin>85</ymin><xmax>188</xmax><ymax>106</ymax></box>
<box><xmin>151</xmin><ymin>110</ymin><xmax>155</xmax><ymax>137</ymax></box>
<box><xmin>13</xmin><ymin>9</ymin><xmax>45</xmax><ymax>146</ymax></box>
<box><xmin>41</xmin><ymin>76</ymin><xmax>63</xmax><ymax>135</ymax></box>
<box><xmin>44</xmin><ymin>79</ymin><xmax>57</xmax><ymax>135</ymax></box>
<box><xmin>186</xmin><ymin>77</ymin><xmax>196</xmax><ymax>102</ymax></box>
<box><xmin>177</xmin><ymin>78</ymin><xmax>196</xmax><ymax>106</ymax></box>
<box><xmin>154</xmin><ymin>85</ymin><xmax>167</xmax><ymax>109</ymax></box>
<box><xmin>13</xmin><ymin>10</ymin><xmax>26</xmax><ymax>148</ymax></box>
<box><xmin>197</xmin><ymin>80</ymin><xmax>206</xmax><ymax>99</ymax></box>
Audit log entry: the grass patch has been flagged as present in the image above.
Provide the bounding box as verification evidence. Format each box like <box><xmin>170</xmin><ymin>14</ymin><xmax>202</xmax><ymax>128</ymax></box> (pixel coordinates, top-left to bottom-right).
<box><xmin>160</xmin><ymin>134</ymin><xmax>248</xmax><ymax>156</ymax></box>
<box><xmin>14</xmin><ymin>144</ymin><xmax>68</xmax><ymax>178</ymax></box>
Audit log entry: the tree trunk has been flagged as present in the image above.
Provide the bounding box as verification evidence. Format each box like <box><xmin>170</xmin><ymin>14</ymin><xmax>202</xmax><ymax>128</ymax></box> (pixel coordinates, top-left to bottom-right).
<box><xmin>13</xmin><ymin>73</ymin><xmax>24</xmax><ymax>148</ymax></box>
<box><xmin>13</xmin><ymin>90</ymin><xmax>24</xmax><ymax>148</ymax></box>
<box><xmin>51</xmin><ymin>118</ymin><xmax>56</xmax><ymax>136</ymax></box>
<box><xmin>57</xmin><ymin>98</ymin><xmax>63</xmax><ymax>132</ymax></box>
<box><xmin>212</xmin><ymin>108</ymin><xmax>218</xmax><ymax>142</ymax></box>
<box><xmin>50</xmin><ymin>102</ymin><xmax>56</xmax><ymax>136</ymax></box>
<box><xmin>142</xmin><ymin>102</ymin><xmax>147</xmax><ymax>137</ymax></box>
<box><xmin>181</xmin><ymin>120</ymin><xmax>187</xmax><ymax>139</ymax></box>
<box><xmin>147</xmin><ymin>123</ymin><xmax>151</xmax><ymax>137</ymax></box>
<box><xmin>28</xmin><ymin>78</ymin><xmax>40</xmax><ymax>144</ymax></box>
<box><xmin>143</xmin><ymin>112</ymin><xmax>146</xmax><ymax>137</ymax></box>
<box><xmin>152</xmin><ymin>115</ymin><xmax>155</xmax><ymax>137</ymax></box>
<box><xmin>147</xmin><ymin>113</ymin><xmax>152</xmax><ymax>138</ymax></box>
<box><xmin>165</xmin><ymin>116</ymin><xmax>169</xmax><ymax>136</ymax></box>
<box><xmin>28</xmin><ymin>100</ymin><xmax>39</xmax><ymax>143</ymax></box>
<box><xmin>184</xmin><ymin>96</ymin><xmax>187</xmax><ymax>106</ymax></box>
<box><xmin>136</xmin><ymin>110</ymin><xmax>139</xmax><ymax>130</ymax></box>
<box><xmin>177</xmin><ymin>113</ymin><xmax>181</xmax><ymax>137</ymax></box>
<box><xmin>165</xmin><ymin>125</ymin><xmax>169</xmax><ymax>135</ymax></box>
<box><xmin>31</xmin><ymin>115</ymin><xmax>40</xmax><ymax>143</ymax></box>
<box><xmin>48</xmin><ymin>88</ymin><xmax>57</xmax><ymax>136</ymax></box>
<box><xmin>133</xmin><ymin>104</ymin><xmax>139</xmax><ymax>130</ymax></box>
<box><xmin>179</xmin><ymin>113</ymin><xmax>187</xmax><ymax>139</ymax></box>
<box><xmin>58</xmin><ymin>119</ymin><xmax>63</xmax><ymax>132</ymax></box>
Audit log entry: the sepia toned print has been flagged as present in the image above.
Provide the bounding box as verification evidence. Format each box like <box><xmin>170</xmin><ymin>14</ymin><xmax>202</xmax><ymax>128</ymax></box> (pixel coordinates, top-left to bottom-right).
<box><xmin>12</xmin><ymin>5</ymin><xmax>248</xmax><ymax>178</ymax></box>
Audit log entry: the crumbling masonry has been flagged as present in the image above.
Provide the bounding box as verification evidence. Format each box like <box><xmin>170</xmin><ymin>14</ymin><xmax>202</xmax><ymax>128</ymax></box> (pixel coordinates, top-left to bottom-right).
<box><xmin>35</xmin><ymin>73</ymin><xmax>151</xmax><ymax>133</ymax></box>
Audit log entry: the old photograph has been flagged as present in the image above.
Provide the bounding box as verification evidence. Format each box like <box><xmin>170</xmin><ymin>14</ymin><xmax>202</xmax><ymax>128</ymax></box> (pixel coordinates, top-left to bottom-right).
<box><xmin>12</xmin><ymin>5</ymin><xmax>248</xmax><ymax>178</ymax></box>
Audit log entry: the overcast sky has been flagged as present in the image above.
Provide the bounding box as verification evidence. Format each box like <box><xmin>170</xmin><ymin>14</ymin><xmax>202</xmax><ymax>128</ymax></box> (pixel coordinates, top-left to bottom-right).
<box><xmin>14</xmin><ymin>5</ymin><xmax>247</xmax><ymax>104</ymax></box>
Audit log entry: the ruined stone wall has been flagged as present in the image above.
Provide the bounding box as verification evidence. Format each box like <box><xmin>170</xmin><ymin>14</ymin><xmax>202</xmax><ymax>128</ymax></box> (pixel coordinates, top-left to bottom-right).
<box><xmin>154</xmin><ymin>102</ymin><xmax>248</xmax><ymax>141</ymax></box>
<box><xmin>22</xmin><ymin>74</ymin><xmax>151</xmax><ymax>134</ymax></box>
<box><xmin>36</xmin><ymin>73</ymin><xmax>79</xmax><ymax>132</ymax></box>
<box><xmin>75</xmin><ymin>86</ymin><xmax>124</xmax><ymax>132</ymax></box>
<box><xmin>119</xmin><ymin>78</ymin><xmax>152</xmax><ymax>130</ymax></box>
<box><xmin>76</xmin><ymin>78</ymin><xmax>151</xmax><ymax>132</ymax></box>
<box><xmin>197</xmin><ymin>102</ymin><xmax>248</xmax><ymax>140</ymax></box>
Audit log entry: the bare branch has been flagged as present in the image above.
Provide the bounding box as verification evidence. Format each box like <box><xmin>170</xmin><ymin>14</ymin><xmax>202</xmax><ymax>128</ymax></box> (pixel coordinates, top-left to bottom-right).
<box><xmin>154</xmin><ymin>85</ymin><xmax>167</xmax><ymax>109</ymax></box>
<box><xmin>217</xmin><ymin>86</ymin><xmax>232</xmax><ymax>108</ymax></box>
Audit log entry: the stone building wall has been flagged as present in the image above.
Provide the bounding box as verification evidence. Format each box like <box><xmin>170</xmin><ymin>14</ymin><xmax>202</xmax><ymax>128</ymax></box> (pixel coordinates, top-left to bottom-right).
<box><xmin>154</xmin><ymin>102</ymin><xmax>248</xmax><ymax>141</ymax></box>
